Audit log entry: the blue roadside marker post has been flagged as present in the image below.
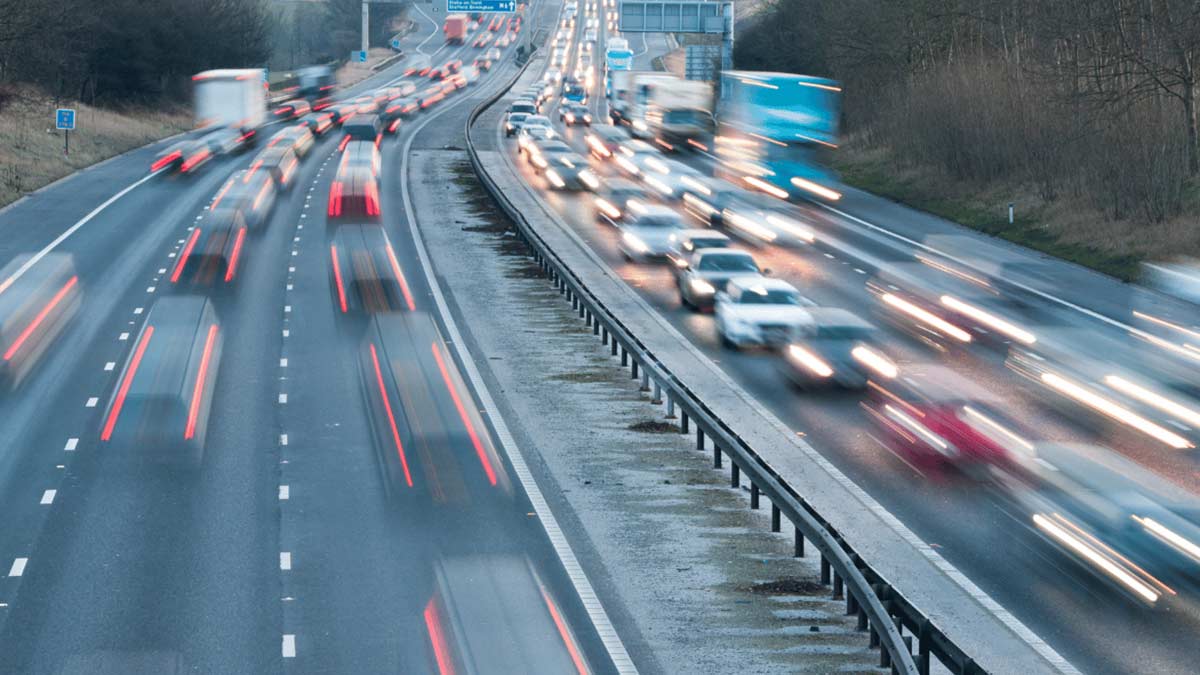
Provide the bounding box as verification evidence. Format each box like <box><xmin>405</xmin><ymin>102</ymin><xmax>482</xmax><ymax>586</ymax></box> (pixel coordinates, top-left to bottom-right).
<box><xmin>56</xmin><ymin>108</ymin><xmax>76</xmax><ymax>157</ymax></box>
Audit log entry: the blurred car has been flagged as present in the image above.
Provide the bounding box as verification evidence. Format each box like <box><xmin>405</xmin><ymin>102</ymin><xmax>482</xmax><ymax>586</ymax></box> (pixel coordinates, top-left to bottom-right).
<box><xmin>781</xmin><ymin>309</ymin><xmax>896</xmax><ymax>389</ymax></box>
<box><xmin>383</xmin><ymin>97</ymin><xmax>420</xmax><ymax>133</ymax></box>
<box><xmin>866</xmin><ymin>263</ymin><xmax>977</xmax><ymax>350</ymax></box>
<box><xmin>473</xmin><ymin>31</ymin><xmax>494</xmax><ymax>48</ymax></box>
<box><xmin>509</xmin><ymin>99</ymin><xmax>539</xmax><ymax>116</ymax></box>
<box><xmin>329</xmin><ymin>101</ymin><xmax>360</xmax><ymax>125</ymax></box>
<box><xmin>504</xmin><ymin>112</ymin><xmax>531</xmax><ymax>137</ymax></box>
<box><xmin>99</xmin><ymin>296</ymin><xmax>222</xmax><ymax>467</ymax></box>
<box><xmin>1000</xmin><ymin>442</ymin><xmax>1200</xmax><ymax>608</ymax></box>
<box><xmin>863</xmin><ymin>364</ymin><xmax>1029</xmax><ymax>474</ymax></box>
<box><xmin>352</xmin><ymin>94</ymin><xmax>380</xmax><ymax>115</ymax></box>
<box><xmin>560</xmin><ymin>103</ymin><xmax>592</xmax><ymax>126</ymax></box>
<box><xmin>151</xmin><ymin>137</ymin><xmax>212</xmax><ymax>174</ymax></box>
<box><xmin>543</xmin><ymin>153</ymin><xmax>599</xmax><ymax>191</ymax></box>
<box><xmin>715</xmin><ymin>277</ymin><xmax>814</xmax><ymax>348</ymax></box>
<box><xmin>340</xmin><ymin>140</ymin><xmax>383</xmax><ymax>177</ymax></box>
<box><xmin>327</xmin><ymin>166</ymin><xmax>382</xmax><ymax>225</ymax></box>
<box><xmin>544</xmin><ymin>68</ymin><xmax>563</xmax><ymax>84</ymax></box>
<box><xmin>417</xmin><ymin>86</ymin><xmax>447</xmax><ymax>110</ymax></box>
<box><xmin>340</xmin><ymin>115</ymin><xmax>383</xmax><ymax>147</ymax></box>
<box><xmin>613</xmin><ymin>139</ymin><xmax>661</xmax><ymax>178</ymax></box>
<box><xmin>584</xmin><ymin>125</ymin><xmax>628</xmax><ymax>159</ymax></box>
<box><xmin>665</xmin><ymin>229</ymin><xmax>733</xmax><ymax>271</ymax></box>
<box><xmin>247</xmin><ymin>144</ymin><xmax>300</xmax><ymax>190</ymax></box>
<box><xmin>618</xmin><ymin>201</ymin><xmax>686</xmax><ymax>261</ymax></box>
<box><xmin>0</xmin><ymin>252</ymin><xmax>80</xmax><ymax>390</ymax></box>
<box><xmin>586</xmin><ymin>28</ymin><xmax>598</xmax><ymax>42</ymax></box>
<box><xmin>681</xmin><ymin>177</ymin><xmax>745</xmax><ymax>228</ymax></box>
<box><xmin>211</xmin><ymin>169</ymin><xmax>276</xmax><ymax>232</ymax></box>
<box><xmin>639</xmin><ymin>158</ymin><xmax>706</xmax><ymax>201</ymax></box>
<box><xmin>203</xmin><ymin>127</ymin><xmax>255</xmax><ymax>156</ymax></box>
<box><xmin>525</xmin><ymin>139</ymin><xmax>574</xmax><ymax>173</ymax></box>
<box><xmin>422</xmin><ymin>555</ymin><xmax>586</xmax><ymax>674</ymax></box>
<box><xmin>273</xmin><ymin>98</ymin><xmax>311</xmax><ymax>120</ymax></box>
<box><xmin>593</xmin><ymin>178</ymin><xmax>651</xmax><ymax>227</ymax></box>
<box><xmin>516</xmin><ymin>124</ymin><xmax>557</xmax><ymax>152</ymax></box>
<box><xmin>268</xmin><ymin>125</ymin><xmax>314</xmax><ymax>158</ymax></box>
<box><xmin>721</xmin><ymin>191</ymin><xmax>815</xmax><ymax>246</ymax></box>
<box><xmin>170</xmin><ymin>206</ymin><xmax>249</xmax><ymax>286</ymax></box>
<box><xmin>297</xmin><ymin>111</ymin><xmax>336</xmax><ymax>136</ymax></box>
<box><xmin>677</xmin><ymin>248</ymin><xmax>763</xmax><ymax>311</ymax></box>
<box><xmin>329</xmin><ymin>225</ymin><xmax>414</xmax><ymax>314</ymax></box>
<box><xmin>404</xmin><ymin>54</ymin><xmax>432</xmax><ymax>77</ymax></box>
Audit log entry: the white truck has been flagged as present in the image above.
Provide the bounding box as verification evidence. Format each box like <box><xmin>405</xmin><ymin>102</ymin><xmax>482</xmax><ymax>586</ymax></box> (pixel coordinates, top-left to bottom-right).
<box><xmin>643</xmin><ymin>76</ymin><xmax>713</xmax><ymax>148</ymax></box>
<box><xmin>192</xmin><ymin>69</ymin><xmax>267</xmax><ymax>133</ymax></box>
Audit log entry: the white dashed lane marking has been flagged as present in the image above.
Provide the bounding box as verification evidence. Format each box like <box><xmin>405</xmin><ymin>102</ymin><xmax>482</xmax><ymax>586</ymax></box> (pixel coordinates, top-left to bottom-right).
<box><xmin>64</xmin><ymin>438</ymin><xmax>78</xmax><ymax>451</ymax></box>
<box><xmin>85</xmin><ymin>397</ymin><xmax>98</xmax><ymax>408</ymax></box>
<box><xmin>8</xmin><ymin>558</ymin><xmax>27</xmax><ymax>577</ymax></box>
<box><xmin>104</xmin><ymin>362</ymin><xmax>115</xmax><ymax>371</ymax></box>
<box><xmin>40</xmin><ymin>490</ymin><xmax>56</xmax><ymax>505</ymax></box>
<box><xmin>282</xmin><ymin>634</ymin><xmax>296</xmax><ymax>658</ymax></box>
<box><xmin>279</xmin><ymin>485</ymin><xmax>290</xmax><ymax>500</ymax></box>
<box><xmin>280</xmin><ymin>552</ymin><xmax>292</xmax><ymax>570</ymax></box>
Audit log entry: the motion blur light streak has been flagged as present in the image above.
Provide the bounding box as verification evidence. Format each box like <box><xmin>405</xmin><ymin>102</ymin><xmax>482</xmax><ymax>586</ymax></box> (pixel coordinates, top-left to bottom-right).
<box><xmin>423</xmin><ymin>599</ymin><xmax>456</xmax><ymax>675</ymax></box>
<box><xmin>880</xmin><ymin>293</ymin><xmax>972</xmax><ymax>343</ymax></box>
<box><xmin>743</xmin><ymin>176</ymin><xmax>788</xmax><ymax>200</ymax></box>
<box><xmin>384</xmin><ymin>244</ymin><xmax>417</xmax><ymax>311</ymax></box>
<box><xmin>2</xmin><ymin>276</ymin><xmax>77</xmax><ymax>361</ymax></box>
<box><xmin>850</xmin><ymin>345</ymin><xmax>897</xmax><ymax>379</ymax></box>
<box><xmin>789</xmin><ymin>177</ymin><xmax>841</xmax><ymax>201</ymax></box>
<box><xmin>171</xmin><ymin>228</ymin><xmax>202</xmax><ymax>283</ymax></box>
<box><xmin>330</xmin><ymin>246</ymin><xmax>348</xmax><ymax>313</ymax></box>
<box><xmin>223</xmin><ymin>228</ymin><xmax>246</xmax><ymax>282</ymax></box>
<box><xmin>939</xmin><ymin>295</ymin><xmax>1036</xmax><ymax>345</ymax></box>
<box><xmin>430</xmin><ymin>342</ymin><xmax>497</xmax><ymax>486</ymax></box>
<box><xmin>787</xmin><ymin>344</ymin><xmax>833</xmax><ymax>378</ymax></box>
<box><xmin>960</xmin><ymin>405</ymin><xmax>1032</xmax><ymax>453</ymax></box>
<box><xmin>541</xmin><ymin>588</ymin><xmax>590</xmax><ymax>675</ymax></box>
<box><xmin>185</xmin><ymin>324</ymin><xmax>218</xmax><ymax>440</ymax></box>
<box><xmin>1104</xmin><ymin>375</ymin><xmax>1200</xmax><ymax>428</ymax></box>
<box><xmin>100</xmin><ymin>326</ymin><xmax>154</xmax><ymax>441</ymax></box>
<box><xmin>1033</xmin><ymin>513</ymin><xmax>1162</xmax><ymax>605</ymax></box>
<box><xmin>1039</xmin><ymin>372</ymin><xmax>1192</xmax><ymax>449</ymax></box>
<box><xmin>369</xmin><ymin>343</ymin><xmax>413</xmax><ymax>487</ymax></box>
<box><xmin>1136</xmin><ymin>516</ymin><xmax>1200</xmax><ymax>564</ymax></box>
<box><xmin>883</xmin><ymin>403</ymin><xmax>949</xmax><ymax>452</ymax></box>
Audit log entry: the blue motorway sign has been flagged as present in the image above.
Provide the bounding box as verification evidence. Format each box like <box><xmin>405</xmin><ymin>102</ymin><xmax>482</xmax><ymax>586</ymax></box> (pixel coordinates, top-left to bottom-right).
<box><xmin>55</xmin><ymin>108</ymin><xmax>76</xmax><ymax>130</ymax></box>
<box><xmin>390</xmin><ymin>38</ymin><xmax>402</xmax><ymax>50</ymax></box>
<box><xmin>448</xmin><ymin>0</ymin><xmax>516</xmax><ymax>12</ymax></box>
<box><xmin>352</xmin><ymin>50</ymin><xmax>368</xmax><ymax>63</ymax></box>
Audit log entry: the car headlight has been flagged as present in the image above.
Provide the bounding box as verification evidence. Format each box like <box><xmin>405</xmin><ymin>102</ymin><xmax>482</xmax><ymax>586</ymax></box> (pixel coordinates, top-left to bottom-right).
<box><xmin>546</xmin><ymin>169</ymin><xmax>566</xmax><ymax>188</ymax></box>
<box><xmin>579</xmin><ymin>169</ymin><xmax>599</xmax><ymax>190</ymax></box>
<box><xmin>622</xmin><ymin>232</ymin><xmax>649</xmax><ymax>253</ymax></box>
<box><xmin>851</xmin><ymin>345</ymin><xmax>898</xmax><ymax>379</ymax></box>
<box><xmin>689</xmin><ymin>278</ymin><xmax>716</xmax><ymax>295</ymax></box>
<box><xmin>787</xmin><ymin>344</ymin><xmax>834</xmax><ymax>378</ymax></box>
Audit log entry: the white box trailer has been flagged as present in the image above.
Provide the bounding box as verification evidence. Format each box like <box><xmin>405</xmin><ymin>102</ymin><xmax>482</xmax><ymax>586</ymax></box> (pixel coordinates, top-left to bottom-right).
<box><xmin>192</xmin><ymin>69</ymin><xmax>267</xmax><ymax>132</ymax></box>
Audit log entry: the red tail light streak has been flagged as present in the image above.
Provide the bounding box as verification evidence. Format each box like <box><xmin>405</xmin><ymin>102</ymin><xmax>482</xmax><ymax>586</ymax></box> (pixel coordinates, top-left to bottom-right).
<box><xmin>2</xmin><ymin>276</ymin><xmax>78</xmax><ymax>361</ymax></box>
<box><xmin>330</xmin><ymin>245</ymin><xmax>348</xmax><ymax>313</ymax></box>
<box><xmin>100</xmin><ymin>326</ymin><xmax>155</xmax><ymax>441</ymax></box>
<box><xmin>430</xmin><ymin>342</ymin><xmax>497</xmax><ymax>485</ymax></box>
<box><xmin>185</xmin><ymin>324</ymin><xmax>218</xmax><ymax>439</ymax></box>
<box><xmin>171</xmin><ymin>228</ymin><xmax>202</xmax><ymax>283</ymax></box>
<box><xmin>224</xmin><ymin>228</ymin><xmax>246</xmax><ymax>282</ymax></box>
<box><xmin>370</xmin><ymin>343</ymin><xmax>413</xmax><ymax>487</ymax></box>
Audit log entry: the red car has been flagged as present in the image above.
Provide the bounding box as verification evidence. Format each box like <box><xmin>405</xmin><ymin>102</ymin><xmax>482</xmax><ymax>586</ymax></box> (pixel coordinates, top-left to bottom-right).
<box><xmin>863</xmin><ymin>365</ymin><xmax>1031</xmax><ymax>476</ymax></box>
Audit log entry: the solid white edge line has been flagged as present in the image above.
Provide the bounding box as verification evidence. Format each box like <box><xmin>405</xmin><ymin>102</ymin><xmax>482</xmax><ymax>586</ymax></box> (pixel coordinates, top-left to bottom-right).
<box><xmin>0</xmin><ymin>170</ymin><xmax>161</xmax><ymax>295</ymax></box>
<box><xmin>487</xmin><ymin>62</ymin><xmax>1079</xmax><ymax>675</ymax></box>
<box><xmin>398</xmin><ymin>32</ymin><xmax>639</xmax><ymax>675</ymax></box>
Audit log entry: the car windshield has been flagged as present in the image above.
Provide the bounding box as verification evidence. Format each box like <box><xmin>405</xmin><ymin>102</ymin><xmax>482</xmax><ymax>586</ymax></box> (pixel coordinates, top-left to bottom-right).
<box><xmin>635</xmin><ymin>216</ymin><xmax>679</xmax><ymax>228</ymax></box>
<box><xmin>737</xmin><ymin>288</ymin><xmax>801</xmax><ymax>305</ymax></box>
<box><xmin>688</xmin><ymin>238</ymin><xmax>729</xmax><ymax>250</ymax></box>
<box><xmin>698</xmin><ymin>254</ymin><xmax>757</xmax><ymax>272</ymax></box>
<box><xmin>509</xmin><ymin>113</ymin><xmax>529</xmax><ymax>122</ymax></box>
<box><xmin>814</xmin><ymin>325</ymin><xmax>873</xmax><ymax>340</ymax></box>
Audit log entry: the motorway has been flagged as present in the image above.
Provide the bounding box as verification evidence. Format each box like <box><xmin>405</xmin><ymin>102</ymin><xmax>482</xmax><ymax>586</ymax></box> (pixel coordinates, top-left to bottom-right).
<box><xmin>485</xmin><ymin>3</ymin><xmax>1200</xmax><ymax>674</ymax></box>
<box><xmin>0</xmin><ymin>5</ymin><xmax>629</xmax><ymax>674</ymax></box>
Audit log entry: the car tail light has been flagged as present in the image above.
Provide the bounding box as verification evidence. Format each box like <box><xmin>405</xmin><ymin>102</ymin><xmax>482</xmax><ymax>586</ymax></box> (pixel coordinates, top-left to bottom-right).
<box><xmin>365</xmin><ymin>180</ymin><xmax>381</xmax><ymax>217</ymax></box>
<box><xmin>151</xmin><ymin>150</ymin><xmax>182</xmax><ymax>172</ymax></box>
<box><xmin>180</xmin><ymin>149</ymin><xmax>210</xmax><ymax>173</ymax></box>
<box><xmin>328</xmin><ymin>181</ymin><xmax>344</xmax><ymax>217</ymax></box>
<box><xmin>338</xmin><ymin>135</ymin><xmax>351</xmax><ymax>152</ymax></box>
<box><xmin>224</xmin><ymin>228</ymin><xmax>246</xmax><ymax>282</ymax></box>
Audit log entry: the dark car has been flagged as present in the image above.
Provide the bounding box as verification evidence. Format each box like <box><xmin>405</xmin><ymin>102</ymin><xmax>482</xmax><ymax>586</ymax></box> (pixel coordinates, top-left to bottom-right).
<box><xmin>341</xmin><ymin>114</ymin><xmax>383</xmax><ymax>146</ymax></box>
<box><xmin>781</xmin><ymin>308</ymin><xmax>895</xmax><ymax>389</ymax></box>
<box><xmin>677</xmin><ymin>248</ymin><xmax>762</xmax><ymax>311</ymax></box>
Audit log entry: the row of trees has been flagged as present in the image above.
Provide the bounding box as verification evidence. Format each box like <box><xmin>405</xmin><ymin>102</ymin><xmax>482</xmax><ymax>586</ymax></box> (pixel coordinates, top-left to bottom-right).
<box><xmin>0</xmin><ymin>0</ymin><xmax>409</xmax><ymax>104</ymax></box>
<box><xmin>735</xmin><ymin>0</ymin><xmax>1200</xmax><ymax>222</ymax></box>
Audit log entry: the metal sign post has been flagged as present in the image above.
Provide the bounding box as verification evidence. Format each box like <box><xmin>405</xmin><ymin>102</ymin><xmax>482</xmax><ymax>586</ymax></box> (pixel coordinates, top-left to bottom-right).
<box><xmin>55</xmin><ymin>108</ymin><xmax>76</xmax><ymax>157</ymax></box>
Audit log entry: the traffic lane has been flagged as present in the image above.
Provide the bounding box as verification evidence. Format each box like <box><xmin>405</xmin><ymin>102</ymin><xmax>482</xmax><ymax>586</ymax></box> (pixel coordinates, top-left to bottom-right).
<box><xmin>0</xmin><ymin>142</ymin><xmax>327</xmax><ymax>672</ymax></box>
<box><xmin>386</xmin><ymin>76</ymin><xmax>624</xmax><ymax>672</ymax></box>
<box><xmin>505</xmin><ymin>142</ymin><xmax>1200</xmax><ymax>674</ymax></box>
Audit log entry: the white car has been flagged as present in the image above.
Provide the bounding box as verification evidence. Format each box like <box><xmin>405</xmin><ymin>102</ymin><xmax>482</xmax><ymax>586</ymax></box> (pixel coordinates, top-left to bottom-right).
<box><xmin>618</xmin><ymin>201</ymin><xmax>686</xmax><ymax>261</ymax></box>
<box><xmin>716</xmin><ymin>277</ymin><xmax>815</xmax><ymax>348</ymax></box>
<box><xmin>545</xmin><ymin>68</ymin><xmax>563</xmax><ymax>84</ymax></box>
<box><xmin>677</xmin><ymin>248</ymin><xmax>764</xmax><ymax>311</ymax></box>
<box><xmin>613</xmin><ymin>140</ymin><xmax>661</xmax><ymax>178</ymax></box>
<box><xmin>586</xmin><ymin>29</ymin><xmax>598</xmax><ymax>42</ymax></box>
<box><xmin>517</xmin><ymin>124</ymin><xmax>557</xmax><ymax>152</ymax></box>
<box><xmin>640</xmin><ymin>159</ymin><xmax>706</xmax><ymax>201</ymax></box>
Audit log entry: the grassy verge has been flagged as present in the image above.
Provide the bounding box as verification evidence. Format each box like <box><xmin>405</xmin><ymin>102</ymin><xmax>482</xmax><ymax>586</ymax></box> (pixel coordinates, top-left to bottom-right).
<box><xmin>0</xmin><ymin>86</ymin><xmax>190</xmax><ymax>209</ymax></box>
<box><xmin>834</xmin><ymin>147</ymin><xmax>1148</xmax><ymax>281</ymax></box>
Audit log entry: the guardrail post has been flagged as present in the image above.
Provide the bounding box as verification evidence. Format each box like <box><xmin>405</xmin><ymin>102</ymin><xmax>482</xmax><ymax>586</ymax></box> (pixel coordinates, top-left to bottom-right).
<box><xmin>857</xmin><ymin>605</ymin><xmax>868</xmax><ymax>632</ymax></box>
<box><xmin>631</xmin><ymin>360</ymin><xmax>639</xmax><ymax>379</ymax></box>
<box><xmin>578</xmin><ymin>302</ymin><xmax>585</xmax><ymax>319</ymax></box>
<box><xmin>620</xmin><ymin>346</ymin><xmax>628</xmax><ymax>365</ymax></box>
<box><xmin>593</xmin><ymin>317</ymin><xmax>600</xmax><ymax>335</ymax></box>
<box><xmin>750</xmin><ymin>482</ymin><xmax>759</xmax><ymax>509</ymax></box>
<box><xmin>846</xmin><ymin>590</ymin><xmax>857</xmax><ymax>615</ymax></box>
<box><xmin>820</xmin><ymin>555</ymin><xmax>831</xmax><ymax>585</ymax></box>
<box><xmin>652</xmin><ymin>381</ymin><xmax>662</xmax><ymax>404</ymax></box>
<box><xmin>712</xmin><ymin>443</ymin><xmax>721</xmax><ymax>468</ymax></box>
<box><xmin>602</xmin><ymin>327</ymin><xmax>609</xmax><ymax>345</ymax></box>
<box><xmin>794</xmin><ymin>527</ymin><xmax>804</xmax><ymax>557</ymax></box>
<box><xmin>917</xmin><ymin>620</ymin><xmax>931</xmax><ymax>675</ymax></box>
<box><xmin>730</xmin><ymin>460</ymin><xmax>739</xmax><ymax>487</ymax></box>
<box><xmin>832</xmin><ymin>571</ymin><xmax>843</xmax><ymax>600</ymax></box>
<box><xmin>611</xmin><ymin>336</ymin><xmax>618</xmax><ymax>355</ymax></box>
<box><xmin>696</xmin><ymin>428</ymin><xmax>705</xmax><ymax>450</ymax></box>
<box><xmin>666</xmin><ymin>395</ymin><xmax>675</xmax><ymax>418</ymax></box>
<box><xmin>640</xmin><ymin>371</ymin><xmax>650</xmax><ymax>391</ymax></box>
<box><xmin>680</xmin><ymin>411</ymin><xmax>689</xmax><ymax>433</ymax></box>
<box><xmin>771</xmin><ymin>505</ymin><xmax>781</xmax><ymax>532</ymax></box>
